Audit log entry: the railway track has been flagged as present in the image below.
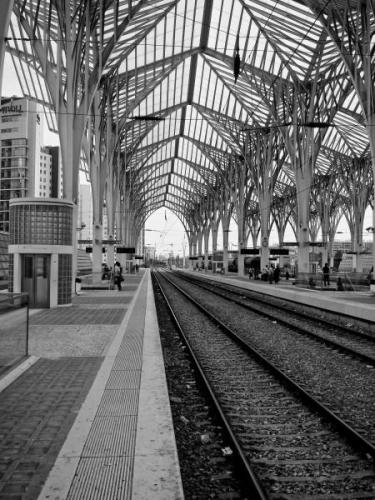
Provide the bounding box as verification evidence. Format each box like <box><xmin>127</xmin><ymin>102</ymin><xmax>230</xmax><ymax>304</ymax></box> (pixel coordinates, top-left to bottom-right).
<box><xmin>174</xmin><ymin>271</ymin><xmax>375</xmax><ymax>366</ymax></box>
<box><xmin>166</xmin><ymin>271</ymin><xmax>375</xmax><ymax>446</ymax></box>
<box><xmin>155</xmin><ymin>270</ymin><xmax>375</xmax><ymax>498</ymax></box>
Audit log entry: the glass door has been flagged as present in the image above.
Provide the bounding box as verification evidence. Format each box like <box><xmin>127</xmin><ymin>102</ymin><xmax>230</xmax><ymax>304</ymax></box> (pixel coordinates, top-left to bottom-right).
<box><xmin>22</xmin><ymin>254</ymin><xmax>50</xmax><ymax>308</ymax></box>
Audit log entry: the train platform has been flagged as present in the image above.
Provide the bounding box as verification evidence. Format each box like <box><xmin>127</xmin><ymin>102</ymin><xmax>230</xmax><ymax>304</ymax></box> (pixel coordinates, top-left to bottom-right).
<box><xmin>0</xmin><ymin>269</ymin><xmax>184</xmax><ymax>500</ymax></box>
<box><xmin>184</xmin><ymin>269</ymin><xmax>375</xmax><ymax>324</ymax></box>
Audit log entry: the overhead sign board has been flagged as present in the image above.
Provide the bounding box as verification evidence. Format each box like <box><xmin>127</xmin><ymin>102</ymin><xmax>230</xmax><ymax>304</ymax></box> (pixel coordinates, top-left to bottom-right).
<box><xmin>309</xmin><ymin>242</ymin><xmax>324</xmax><ymax>247</ymax></box>
<box><xmin>270</xmin><ymin>248</ymin><xmax>289</xmax><ymax>255</ymax></box>
<box><xmin>86</xmin><ymin>247</ymin><xmax>106</xmax><ymax>253</ymax></box>
<box><xmin>116</xmin><ymin>247</ymin><xmax>135</xmax><ymax>254</ymax></box>
<box><xmin>240</xmin><ymin>248</ymin><xmax>259</xmax><ymax>255</ymax></box>
<box><xmin>79</xmin><ymin>239</ymin><xmax>121</xmax><ymax>244</ymax></box>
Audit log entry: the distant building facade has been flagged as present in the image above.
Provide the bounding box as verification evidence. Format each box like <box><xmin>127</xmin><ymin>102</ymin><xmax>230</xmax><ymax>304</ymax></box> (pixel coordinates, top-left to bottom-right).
<box><xmin>0</xmin><ymin>96</ymin><xmax>61</xmax><ymax>232</ymax></box>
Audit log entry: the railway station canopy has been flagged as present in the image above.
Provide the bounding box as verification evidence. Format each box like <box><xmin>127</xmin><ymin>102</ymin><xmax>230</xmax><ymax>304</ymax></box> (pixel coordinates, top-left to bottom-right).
<box><xmin>4</xmin><ymin>0</ymin><xmax>375</xmax><ymax>256</ymax></box>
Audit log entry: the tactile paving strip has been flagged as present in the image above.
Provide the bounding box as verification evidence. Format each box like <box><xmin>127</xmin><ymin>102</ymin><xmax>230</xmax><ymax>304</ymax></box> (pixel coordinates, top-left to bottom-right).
<box><xmin>62</xmin><ymin>276</ymin><xmax>149</xmax><ymax>500</ymax></box>
<box><xmin>0</xmin><ymin>357</ymin><xmax>102</xmax><ymax>499</ymax></box>
<box><xmin>112</xmin><ymin>354</ymin><xmax>142</xmax><ymax>371</ymax></box>
<box><xmin>112</xmin><ymin>335</ymin><xmax>143</xmax><ymax>371</ymax></box>
<box><xmin>96</xmin><ymin>389</ymin><xmax>139</xmax><ymax>416</ymax></box>
<box><xmin>106</xmin><ymin>370</ymin><xmax>141</xmax><ymax>390</ymax></box>
<box><xmin>82</xmin><ymin>416</ymin><xmax>137</xmax><ymax>457</ymax></box>
<box><xmin>67</xmin><ymin>457</ymin><xmax>133</xmax><ymax>500</ymax></box>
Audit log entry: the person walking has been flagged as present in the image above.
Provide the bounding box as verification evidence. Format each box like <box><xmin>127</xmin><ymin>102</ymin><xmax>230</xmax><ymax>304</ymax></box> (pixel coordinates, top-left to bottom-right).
<box><xmin>114</xmin><ymin>261</ymin><xmax>123</xmax><ymax>291</ymax></box>
<box><xmin>323</xmin><ymin>263</ymin><xmax>330</xmax><ymax>287</ymax></box>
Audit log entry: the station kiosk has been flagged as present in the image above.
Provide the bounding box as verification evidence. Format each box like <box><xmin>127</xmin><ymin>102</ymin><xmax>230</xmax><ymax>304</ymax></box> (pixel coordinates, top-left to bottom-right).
<box><xmin>8</xmin><ymin>198</ymin><xmax>74</xmax><ymax>308</ymax></box>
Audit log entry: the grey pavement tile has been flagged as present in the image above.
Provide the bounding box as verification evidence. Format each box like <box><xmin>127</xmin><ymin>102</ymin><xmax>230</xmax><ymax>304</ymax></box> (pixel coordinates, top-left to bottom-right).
<box><xmin>28</xmin><ymin>325</ymin><xmax>120</xmax><ymax>358</ymax></box>
<box><xmin>0</xmin><ymin>357</ymin><xmax>102</xmax><ymax>499</ymax></box>
<box><xmin>29</xmin><ymin>308</ymin><xmax>125</xmax><ymax>325</ymax></box>
<box><xmin>74</xmin><ymin>296</ymin><xmax>132</xmax><ymax>304</ymax></box>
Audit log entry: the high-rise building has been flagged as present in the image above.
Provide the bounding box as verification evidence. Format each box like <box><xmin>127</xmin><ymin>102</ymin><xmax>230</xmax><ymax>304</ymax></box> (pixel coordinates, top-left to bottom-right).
<box><xmin>0</xmin><ymin>96</ymin><xmax>61</xmax><ymax>232</ymax></box>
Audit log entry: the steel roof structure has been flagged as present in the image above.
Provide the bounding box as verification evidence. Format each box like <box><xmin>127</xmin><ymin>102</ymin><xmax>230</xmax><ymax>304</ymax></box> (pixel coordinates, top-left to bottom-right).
<box><xmin>5</xmin><ymin>0</ymin><xmax>375</xmax><ymax>250</ymax></box>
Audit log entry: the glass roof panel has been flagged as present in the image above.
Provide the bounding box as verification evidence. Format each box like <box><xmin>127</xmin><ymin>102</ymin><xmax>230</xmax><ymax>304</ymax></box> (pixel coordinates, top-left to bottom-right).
<box><xmin>6</xmin><ymin>0</ymin><xmax>371</xmax><ymax>222</ymax></box>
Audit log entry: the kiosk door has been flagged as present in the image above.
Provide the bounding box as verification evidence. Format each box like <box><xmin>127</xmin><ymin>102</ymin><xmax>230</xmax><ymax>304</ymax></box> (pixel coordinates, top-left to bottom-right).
<box><xmin>22</xmin><ymin>254</ymin><xmax>50</xmax><ymax>308</ymax></box>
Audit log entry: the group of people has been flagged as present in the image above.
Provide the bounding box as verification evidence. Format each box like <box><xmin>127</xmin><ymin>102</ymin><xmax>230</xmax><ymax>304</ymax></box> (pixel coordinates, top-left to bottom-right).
<box><xmin>249</xmin><ymin>264</ymin><xmax>282</xmax><ymax>284</ymax></box>
<box><xmin>101</xmin><ymin>262</ymin><xmax>141</xmax><ymax>290</ymax></box>
<box><xmin>101</xmin><ymin>261</ymin><xmax>124</xmax><ymax>290</ymax></box>
<box><xmin>262</xmin><ymin>264</ymin><xmax>281</xmax><ymax>284</ymax></box>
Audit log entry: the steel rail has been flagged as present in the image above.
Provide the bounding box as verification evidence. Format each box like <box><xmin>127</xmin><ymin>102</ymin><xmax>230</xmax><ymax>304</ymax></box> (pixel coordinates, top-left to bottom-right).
<box><xmin>162</xmin><ymin>271</ymin><xmax>375</xmax><ymax>461</ymax></box>
<box><xmin>153</xmin><ymin>272</ymin><xmax>268</xmax><ymax>500</ymax></box>
<box><xmin>177</xmin><ymin>271</ymin><xmax>375</xmax><ymax>341</ymax></box>
<box><xmin>177</xmin><ymin>272</ymin><xmax>375</xmax><ymax>367</ymax></box>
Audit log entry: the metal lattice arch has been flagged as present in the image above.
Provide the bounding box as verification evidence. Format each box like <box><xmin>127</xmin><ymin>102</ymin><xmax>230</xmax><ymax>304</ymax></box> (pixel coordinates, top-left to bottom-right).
<box><xmin>2</xmin><ymin>0</ymin><xmax>375</xmax><ymax>279</ymax></box>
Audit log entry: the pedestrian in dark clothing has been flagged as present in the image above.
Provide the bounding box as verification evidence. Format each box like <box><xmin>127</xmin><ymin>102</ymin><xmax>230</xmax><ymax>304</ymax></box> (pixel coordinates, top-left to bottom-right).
<box><xmin>268</xmin><ymin>266</ymin><xmax>274</xmax><ymax>284</ymax></box>
<box><xmin>273</xmin><ymin>265</ymin><xmax>280</xmax><ymax>284</ymax></box>
<box><xmin>323</xmin><ymin>263</ymin><xmax>330</xmax><ymax>287</ymax></box>
<box><xmin>114</xmin><ymin>261</ymin><xmax>123</xmax><ymax>291</ymax></box>
<box><xmin>337</xmin><ymin>277</ymin><xmax>344</xmax><ymax>291</ymax></box>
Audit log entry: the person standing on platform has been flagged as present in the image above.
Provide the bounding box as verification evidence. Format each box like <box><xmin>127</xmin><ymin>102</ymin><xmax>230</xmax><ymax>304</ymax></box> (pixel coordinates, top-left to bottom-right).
<box><xmin>273</xmin><ymin>264</ymin><xmax>280</xmax><ymax>284</ymax></box>
<box><xmin>323</xmin><ymin>263</ymin><xmax>330</xmax><ymax>287</ymax></box>
<box><xmin>268</xmin><ymin>265</ymin><xmax>274</xmax><ymax>284</ymax></box>
<box><xmin>114</xmin><ymin>261</ymin><xmax>123</xmax><ymax>291</ymax></box>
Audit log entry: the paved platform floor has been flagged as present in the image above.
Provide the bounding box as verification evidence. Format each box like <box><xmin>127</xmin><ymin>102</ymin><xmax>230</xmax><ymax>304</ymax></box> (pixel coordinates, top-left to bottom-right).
<box><xmin>0</xmin><ymin>270</ymin><xmax>184</xmax><ymax>500</ymax></box>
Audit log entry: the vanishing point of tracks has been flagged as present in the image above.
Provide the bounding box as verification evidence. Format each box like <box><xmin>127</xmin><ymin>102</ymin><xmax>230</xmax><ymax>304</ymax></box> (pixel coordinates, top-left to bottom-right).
<box><xmin>155</xmin><ymin>270</ymin><xmax>375</xmax><ymax>499</ymax></box>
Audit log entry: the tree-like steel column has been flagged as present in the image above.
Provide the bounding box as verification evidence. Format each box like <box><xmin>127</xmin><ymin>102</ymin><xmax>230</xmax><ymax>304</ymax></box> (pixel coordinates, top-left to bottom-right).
<box><xmin>208</xmin><ymin>203</ymin><xmax>220</xmax><ymax>272</ymax></box>
<box><xmin>200</xmin><ymin>198</ymin><xmax>212</xmax><ymax>271</ymax></box>
<box><xmin>309</xmin><ymin>0</ymin><xmax>375</xmax><ymax>274</ymax></box>
<box><xmin>251</xmin><ymin>128</ymin><xmax>281</xmax><ymax>272</ymax></box>
<box><xmin>246</xmin><ymin>205</ymin><xmax>261</xmax><ymax>250</ymax></box>
<box><xmin>339</xmin><ymin>157</ymin><xmax>372</xmax><ymax>272</ymax></box>
<box><xmin>210</xmin><ymin>207</ymin><xmax>220</xmax><ymax>255</ymax></box>
<box><xmin>219</xmin><ymin>187</ymin><xmax>233</xmax><ymax>274</ymax></box>
<box><xmin>84</xmin><ymin>93</ymin><xmax>107</xmax><ymax>282</ymax></box>
<box><xmin>271</xmin><ymin>191</ymin><xmax>295</xmax><ymax>248</ymax></box>
<box><xmin>278</xmin><ymin>81</ymin><xmax>332</xmax><ymax>281</ymax></box>
<box><xmin>312</xmin><ymin>172</ymin><xmax>342</xmax><ymax>268</ymax></box>
<box><xmin>229</xmin><ymin>135</ymin><xmax>252</xmax><ymax>277</ymax></box>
